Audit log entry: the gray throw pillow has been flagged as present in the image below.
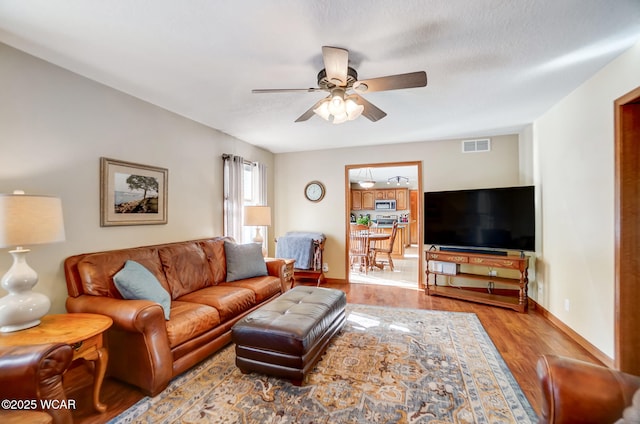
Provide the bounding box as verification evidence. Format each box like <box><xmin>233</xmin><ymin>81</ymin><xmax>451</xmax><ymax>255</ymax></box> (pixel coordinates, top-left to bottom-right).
<box><xmin>224</xmin><ymin>241</ymin><xmax>268</xmax><ymax>282</ymax></box>
<box><xmin>113</xmin><ymin>260</ymin><xmax>171</xmax><ymax>320</ymax></box>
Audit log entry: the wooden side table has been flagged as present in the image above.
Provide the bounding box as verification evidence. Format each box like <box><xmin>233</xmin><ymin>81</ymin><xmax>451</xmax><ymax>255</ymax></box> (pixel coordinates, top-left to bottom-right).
<box><xmin>281</xmin><ymin>258</ymin><xmax>295</xmax><ymax>289</ymax></box>
<box><xmin>0</xmin><ymin>313</ymin><xmax>112</xmax><ymax>413</ymax></box>
<box><xmin>266</xmin><ymin>258</ymin><xmax>295</xmax><ymax>290</ymax></box>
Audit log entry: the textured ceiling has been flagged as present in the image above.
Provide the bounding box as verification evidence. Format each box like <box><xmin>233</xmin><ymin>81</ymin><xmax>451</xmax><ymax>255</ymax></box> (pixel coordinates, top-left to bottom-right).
<box><xmin>1</xmin><ymin>0</ymin><xmax>639</xmax><ymax>153</ymax></box>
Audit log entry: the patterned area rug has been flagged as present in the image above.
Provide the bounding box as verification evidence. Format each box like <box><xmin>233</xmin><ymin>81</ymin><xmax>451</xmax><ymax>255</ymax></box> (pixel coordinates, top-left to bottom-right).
<box><xmin>111</xmin><ymin>304</ymin><xmax>537</xmax><ymax>423</ymax></box>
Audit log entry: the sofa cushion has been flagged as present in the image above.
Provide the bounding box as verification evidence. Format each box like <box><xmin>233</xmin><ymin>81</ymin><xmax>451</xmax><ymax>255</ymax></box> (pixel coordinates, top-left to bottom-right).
<box><xmin>113</xmin><ymin>260</ymin><xmax>171</xmax><ymax>320</ymax></box>
<box><xmin>77</xmin><ymin>247</ymin><xmax>169</xmax><ymax>298</ymax></box>
<box><xmin>199</xmin><ymin>238</ymin><xmax>227</xmax><ymax>285</ymax></box>
<box><xmin>165</xmin><ymin>300</ymin><xmax>221</xmax><ymax>348</ymax></box>
<box><xmin>224</xmin><ymin>241</ymin><xmax>268</xmax><ymax>282</ymax></box>
<box><xmin>177</xmin><ymin>286</ymin><xmax>256</xmax><ymax>322</ymax></box>
<box><xmin>159</xmin><ymin>243</ymin><xmax>214</xmax><ymax>299</ymax></box>
<box><xmin>220</xmin><ymin>275</ymin><xmax>281</xmax><ymax>303</ymax></box>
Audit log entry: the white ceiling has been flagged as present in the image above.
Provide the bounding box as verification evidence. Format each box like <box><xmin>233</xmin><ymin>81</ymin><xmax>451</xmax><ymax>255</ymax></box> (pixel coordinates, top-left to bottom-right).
<box><xmin>1</xmin><ymin>1</ymin><xmax>639</xmax><ymax>154</ymax></box>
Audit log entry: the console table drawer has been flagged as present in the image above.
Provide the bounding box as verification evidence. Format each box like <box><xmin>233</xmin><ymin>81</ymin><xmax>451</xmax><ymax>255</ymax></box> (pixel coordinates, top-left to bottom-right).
<box><xmin>469</xmin><ymin>257</ymin><xmax>522</xmax><ymax>269</ymax></box>
<box><xmin>427</xmin><ymin>253</ymin><xmax>469</xmax><ymax>263</ymax></box>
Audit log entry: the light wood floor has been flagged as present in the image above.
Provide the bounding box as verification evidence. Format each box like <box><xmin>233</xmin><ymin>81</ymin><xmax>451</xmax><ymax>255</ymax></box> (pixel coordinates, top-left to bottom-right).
<box><xmin>350</xmin><ymin>244</ymin><xmax>419</xmax><ymax>288</ymax></box>
<box><xmin>67</xmin><ymin>282</ymin><xmax>602</xmax><ymax>423</ymax></box>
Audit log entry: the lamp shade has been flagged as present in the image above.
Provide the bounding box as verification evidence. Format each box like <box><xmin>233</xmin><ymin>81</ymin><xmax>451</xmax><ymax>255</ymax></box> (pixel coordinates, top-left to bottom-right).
<box><xmin>0</xmin><ymin>194</ymin><xmax>66</xmax><ymax>248</ymax></box>
<box><xmin>244</xmin><ymin>206</ymin><xmax>271</xmax><ymax>227</ymax></box>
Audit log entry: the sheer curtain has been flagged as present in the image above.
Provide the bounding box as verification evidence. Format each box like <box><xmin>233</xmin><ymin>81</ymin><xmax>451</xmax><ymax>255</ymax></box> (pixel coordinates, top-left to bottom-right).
<box><xmin>255</xmin><ymin>162</ymin><xmax>268</xmax><ymax>247</ymax></box>
<box><xmin>255</xmin><ymin>162</ymin><xmax>267</xmax><ymax>205</ymax></box>
<box><xmin>223</xmin><ymin>154</ymin><xmax>244</xmax><ymax>242</ymax></box>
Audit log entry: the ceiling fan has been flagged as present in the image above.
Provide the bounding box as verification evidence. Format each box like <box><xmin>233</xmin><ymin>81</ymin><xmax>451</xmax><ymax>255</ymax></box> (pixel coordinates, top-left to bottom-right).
<box><xmin>252</xmin><ymin>46</ymin><xmax>428</xmax><ymax>124</ymax></box>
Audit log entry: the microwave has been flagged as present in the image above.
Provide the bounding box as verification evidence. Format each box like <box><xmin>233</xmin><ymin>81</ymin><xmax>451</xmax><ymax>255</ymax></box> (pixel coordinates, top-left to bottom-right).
<box><xmin>374</xmin><ymin>200</ymin><xmax>396</xmax><ymax>211</ymax></box>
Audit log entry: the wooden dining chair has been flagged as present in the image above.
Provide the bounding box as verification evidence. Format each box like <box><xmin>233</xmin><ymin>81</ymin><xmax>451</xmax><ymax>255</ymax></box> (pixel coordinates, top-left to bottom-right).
<box><xmin>349</xmin><ymin>231</ymin><xmax>371</xmax><ymax>274</ymax></box>
<box><xmin>371</xmin><ymin>221</ymin><xmax>398</xmax><ymax>271</ymax></box>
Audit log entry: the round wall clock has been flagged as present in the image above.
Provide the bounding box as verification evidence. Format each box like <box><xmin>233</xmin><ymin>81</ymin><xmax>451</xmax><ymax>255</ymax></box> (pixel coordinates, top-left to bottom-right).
<box><xmin>304</xmin><ymin>181</ymin><xmax>326</xmax><ymax>202</ymax></box>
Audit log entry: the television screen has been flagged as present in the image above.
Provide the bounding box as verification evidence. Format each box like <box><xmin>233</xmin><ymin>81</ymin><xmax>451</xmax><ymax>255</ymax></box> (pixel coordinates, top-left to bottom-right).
<box><xmin>424</xmin><ymin>186</ymin><xmax>535</xmax><ymax>252</ymax></box>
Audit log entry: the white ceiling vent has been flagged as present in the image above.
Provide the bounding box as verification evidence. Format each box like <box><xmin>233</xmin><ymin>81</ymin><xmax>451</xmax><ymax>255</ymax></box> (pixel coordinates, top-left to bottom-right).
<box><xmin>462</xmin><ymin>138</ymin><xmax>491</xmax><ymax>153</ymax></box>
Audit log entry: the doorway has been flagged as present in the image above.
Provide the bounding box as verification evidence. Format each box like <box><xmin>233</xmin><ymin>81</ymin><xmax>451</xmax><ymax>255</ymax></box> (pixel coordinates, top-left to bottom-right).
<box><xmin>344</xmin><ymin>161</ymin><xmax>423</xmax><ymax>288</ymax></box>
<box><xmin>615</xmin><ymin>85</ymin><xmax>640</xmax><ymax>374</ymax></box>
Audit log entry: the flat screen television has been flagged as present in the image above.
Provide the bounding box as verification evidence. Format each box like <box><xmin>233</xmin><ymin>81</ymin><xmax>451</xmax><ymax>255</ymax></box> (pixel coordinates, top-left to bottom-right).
<box><xmin>424</xmin><ymin>186</ymin><xmax>535</xmax><ymax>252</ymax></box>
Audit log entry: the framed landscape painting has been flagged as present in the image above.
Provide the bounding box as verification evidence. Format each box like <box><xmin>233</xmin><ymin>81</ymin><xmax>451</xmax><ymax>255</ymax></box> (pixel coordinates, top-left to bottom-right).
<box><xmin>100</xmin><ymin>157</ymin><xmax>168</xmax><ymax>226</ymax></box>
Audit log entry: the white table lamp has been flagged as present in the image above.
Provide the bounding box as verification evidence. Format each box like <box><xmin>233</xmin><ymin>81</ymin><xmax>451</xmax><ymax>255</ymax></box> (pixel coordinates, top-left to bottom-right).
<box><xmin>0</xmin><ymin>192</ymin><xmax>66</xmax><ymax>332</ymax></box>
<box><xmin>244</xmin><ymin>206</ymin><xmax>271</xmax><ymax>255</ymax></box>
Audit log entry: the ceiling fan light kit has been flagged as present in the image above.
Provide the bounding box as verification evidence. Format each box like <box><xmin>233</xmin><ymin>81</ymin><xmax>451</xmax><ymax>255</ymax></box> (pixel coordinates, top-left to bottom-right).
<box><xmin>313</xmin><ymin>89</ymin><xmax>364</xmax><ymax>124</ymax></box>
<box><xmin>253</xmin><ymin>46</ymin><xmax>427</xmax><ymax>124</ymax></box>
<box><xmin>345</xmin><ymin>97</ymin><xmax>364</xmax><ymax>118</ymax></box>
<box><xmin>329</xmin><ymin>89</ymin><xmax>345</xmax><ymax>115</ymax></box>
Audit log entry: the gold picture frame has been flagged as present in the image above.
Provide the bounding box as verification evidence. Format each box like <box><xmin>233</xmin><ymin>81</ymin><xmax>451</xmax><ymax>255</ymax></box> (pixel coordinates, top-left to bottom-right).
<box><xmin>100</xmin><ymin>157</ymin><xmax>168</xmax><ymax>226</ymax></box>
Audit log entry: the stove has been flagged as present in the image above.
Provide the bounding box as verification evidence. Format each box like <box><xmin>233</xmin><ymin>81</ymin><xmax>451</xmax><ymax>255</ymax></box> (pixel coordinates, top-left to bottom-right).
<box><xmin>376</xmin><ymin>215</ymin><xmax>398</xmax><ymax>227</ymax></box>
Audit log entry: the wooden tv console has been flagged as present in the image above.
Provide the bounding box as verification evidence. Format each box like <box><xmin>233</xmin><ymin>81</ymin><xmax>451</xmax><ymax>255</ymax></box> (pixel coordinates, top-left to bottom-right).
<box><xmin>425</xmin><ymin>249</ymin><xmax>529</xmax><ymax>313</ymax></box>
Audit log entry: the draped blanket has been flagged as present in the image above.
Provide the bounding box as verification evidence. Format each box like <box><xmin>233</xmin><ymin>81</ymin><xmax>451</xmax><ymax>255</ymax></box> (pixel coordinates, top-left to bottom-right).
<box><xmin>276</xmin><ymin>232</ymin><xmax>325</xmax><ymax>270</ymax></box>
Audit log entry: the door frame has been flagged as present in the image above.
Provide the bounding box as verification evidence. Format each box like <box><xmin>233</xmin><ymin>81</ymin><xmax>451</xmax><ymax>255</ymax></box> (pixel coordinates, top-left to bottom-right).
<box><xmin>615</xmin><ymin>85</ymin><xmax>640</xmax><ymax>373</ymax></box>
<box><xmin>344</xmin><ymin>161</ymin><xmax>424</xmax><ymax>287</ymax></box>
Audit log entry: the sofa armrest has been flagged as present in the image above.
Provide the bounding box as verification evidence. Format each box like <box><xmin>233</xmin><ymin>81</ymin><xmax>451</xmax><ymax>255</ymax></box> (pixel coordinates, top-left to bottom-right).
<box><xmin>265</xmin><ymin>258</ymin><xmax>286</xmax><ymax>292</ymax></box>
<box><xmin>66</xmin><ymin>294</ymin><xmax>165</xmax><ymax>332</ymax></box>
<box><xmin>537</xmin><ymin>354</ymin><xmax>640</xmax><ymax>424</ymax></box>
<box><xmin>66</xmin><ymin>294</ymin><xmax>173</xmax><ymax>396</ymax></box>
<box><xmin>265</xmin><ymin>258</ymin><xmax>284</xmax><ymax>277</ymax></box>
<box><xmin>0</xmin><ymin>343</ymin><xmax>73</xmax><ymax>424</ymax></box>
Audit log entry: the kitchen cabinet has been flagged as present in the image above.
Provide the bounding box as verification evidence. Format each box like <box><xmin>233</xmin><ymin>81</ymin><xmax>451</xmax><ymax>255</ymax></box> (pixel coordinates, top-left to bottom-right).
<box><xmin>395</xmin><ymin>189</ymin><xmax>408</xmax><ymax>210</ymax></box>
<box><xmin>375</xmin><ymin>190</ymin><xmax>396</xmax><ymax>200</ymax></box>
<box><xmin>351</xmin><ymin>189</ymin><xmax>376</xmax><ymax>211</ymax></box>
<box><xmin>409</xmin><ymin>190</ymin><xmax>418</xmax><ymax>243</ymax></box>
<box><xmin>351</xmin><ymin>190</ymin><xmax>362</xmax><ymax>210</ymax></box>
<box><xmin>351</xmin><ymin>188</ymin><xmax>408</xmax><ymax>210</ymax></box>
<box><xmin>362</xmin><ymin>191</ymin><xmax>375</xmax><ymax>209</ymax></box>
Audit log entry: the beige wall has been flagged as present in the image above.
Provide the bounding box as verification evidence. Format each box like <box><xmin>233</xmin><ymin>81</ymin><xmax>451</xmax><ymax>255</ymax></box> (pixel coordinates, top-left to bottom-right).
<box><xmin>0</xmin><ymin>43</ymin><xmax>275</xmax><ymax>314</ymax></box>
<box><xmin>518</xmin><ymin>125</ymin><xmax>534</xmax><ymax>186</ymax></box>
<box><xmin>273</xmin><ymin>134</ymin><xmax>521</xmax><ymax>280</ymax></box>
<box><xmin>533</xmin><ymin>41</ymin><xmax>640</xmax><ymax>359</ymax></box>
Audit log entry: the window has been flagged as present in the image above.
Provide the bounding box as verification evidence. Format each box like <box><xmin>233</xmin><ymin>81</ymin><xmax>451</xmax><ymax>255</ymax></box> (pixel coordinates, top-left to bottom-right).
<box><xmin>222</xmin><ymin>155</ymin><xmax>267</xmax><ymax>245</ymax></box>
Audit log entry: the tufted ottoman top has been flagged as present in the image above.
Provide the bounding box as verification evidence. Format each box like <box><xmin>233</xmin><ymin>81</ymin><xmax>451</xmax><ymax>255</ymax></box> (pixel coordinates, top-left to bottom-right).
<box><xmin>231</xmin><ymin>286</ymin><xmax>346</xmax><ymax>356</ymax></box>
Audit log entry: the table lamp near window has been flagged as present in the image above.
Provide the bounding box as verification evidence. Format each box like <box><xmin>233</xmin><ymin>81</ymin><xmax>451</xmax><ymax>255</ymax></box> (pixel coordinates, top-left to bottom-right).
<box><xmin>0</xmin><ymin>191</ymin><xmax>66</xmax><ymax>332</ymax></box>
<box><xmin>244</xmin><ymin>205</ymin><xmax>271</xmax><ymax>256</ymax></box>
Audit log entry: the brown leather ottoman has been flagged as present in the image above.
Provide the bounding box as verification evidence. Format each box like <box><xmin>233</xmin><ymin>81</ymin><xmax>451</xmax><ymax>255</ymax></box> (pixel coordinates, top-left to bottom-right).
<box><xmin>231</xmin><ymin>286</ymin><xmax>347</xmax><ymax>385</ymax></box>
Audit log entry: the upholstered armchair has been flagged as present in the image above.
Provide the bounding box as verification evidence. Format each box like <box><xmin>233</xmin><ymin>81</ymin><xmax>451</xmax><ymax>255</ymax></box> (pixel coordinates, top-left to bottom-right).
<box><xmin>0</xmin><ymin>343</ymin><xmax>74</xmax><ymax>424</ymax></box>
<box><xmin>537</xmin><ymin>354</ymin><xmax>640</xmax><ymax>424</ymax></box>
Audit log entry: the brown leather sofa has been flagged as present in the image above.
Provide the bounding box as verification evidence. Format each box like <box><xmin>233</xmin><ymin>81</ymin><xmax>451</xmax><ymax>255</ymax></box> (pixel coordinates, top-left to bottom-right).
<box><xmin>0</xmin><ymin>343</ymin><xmax>73</xmax><ymax>424</ymax></box>
<box><xmin>537</xmin><ymin>354</ymin><xmax>640</xmax><ymax>423</ymax></box>
<box><xmin>64</xmin><ymin>237</ymin><xmax>286</xmax><ymax>396</ymax></box>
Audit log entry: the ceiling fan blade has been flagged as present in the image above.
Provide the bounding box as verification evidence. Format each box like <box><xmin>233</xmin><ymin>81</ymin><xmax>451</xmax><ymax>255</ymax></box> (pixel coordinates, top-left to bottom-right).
<box><xmin>353</xmin><ymin>71</ymin><xmax>427</xmax><ymax>93</ymax></box>
<box><xmin>252</xmin><ymin>88</ymin><xmax>323</xmax><ymax>93</ymax></box>
<box><xmin>294</xmin><ymin>96</ymin><xmax>330</xmax><ymax>122</ymax></box>
<box><xmin>351</xmin><ymin>94</ymin><xmax>387</xmax><ymax>122</ymax></box>
<box><xmin>322</xmin><ymin>46</ymin><xmax>349</xmax><ymax>87</ymax></box>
